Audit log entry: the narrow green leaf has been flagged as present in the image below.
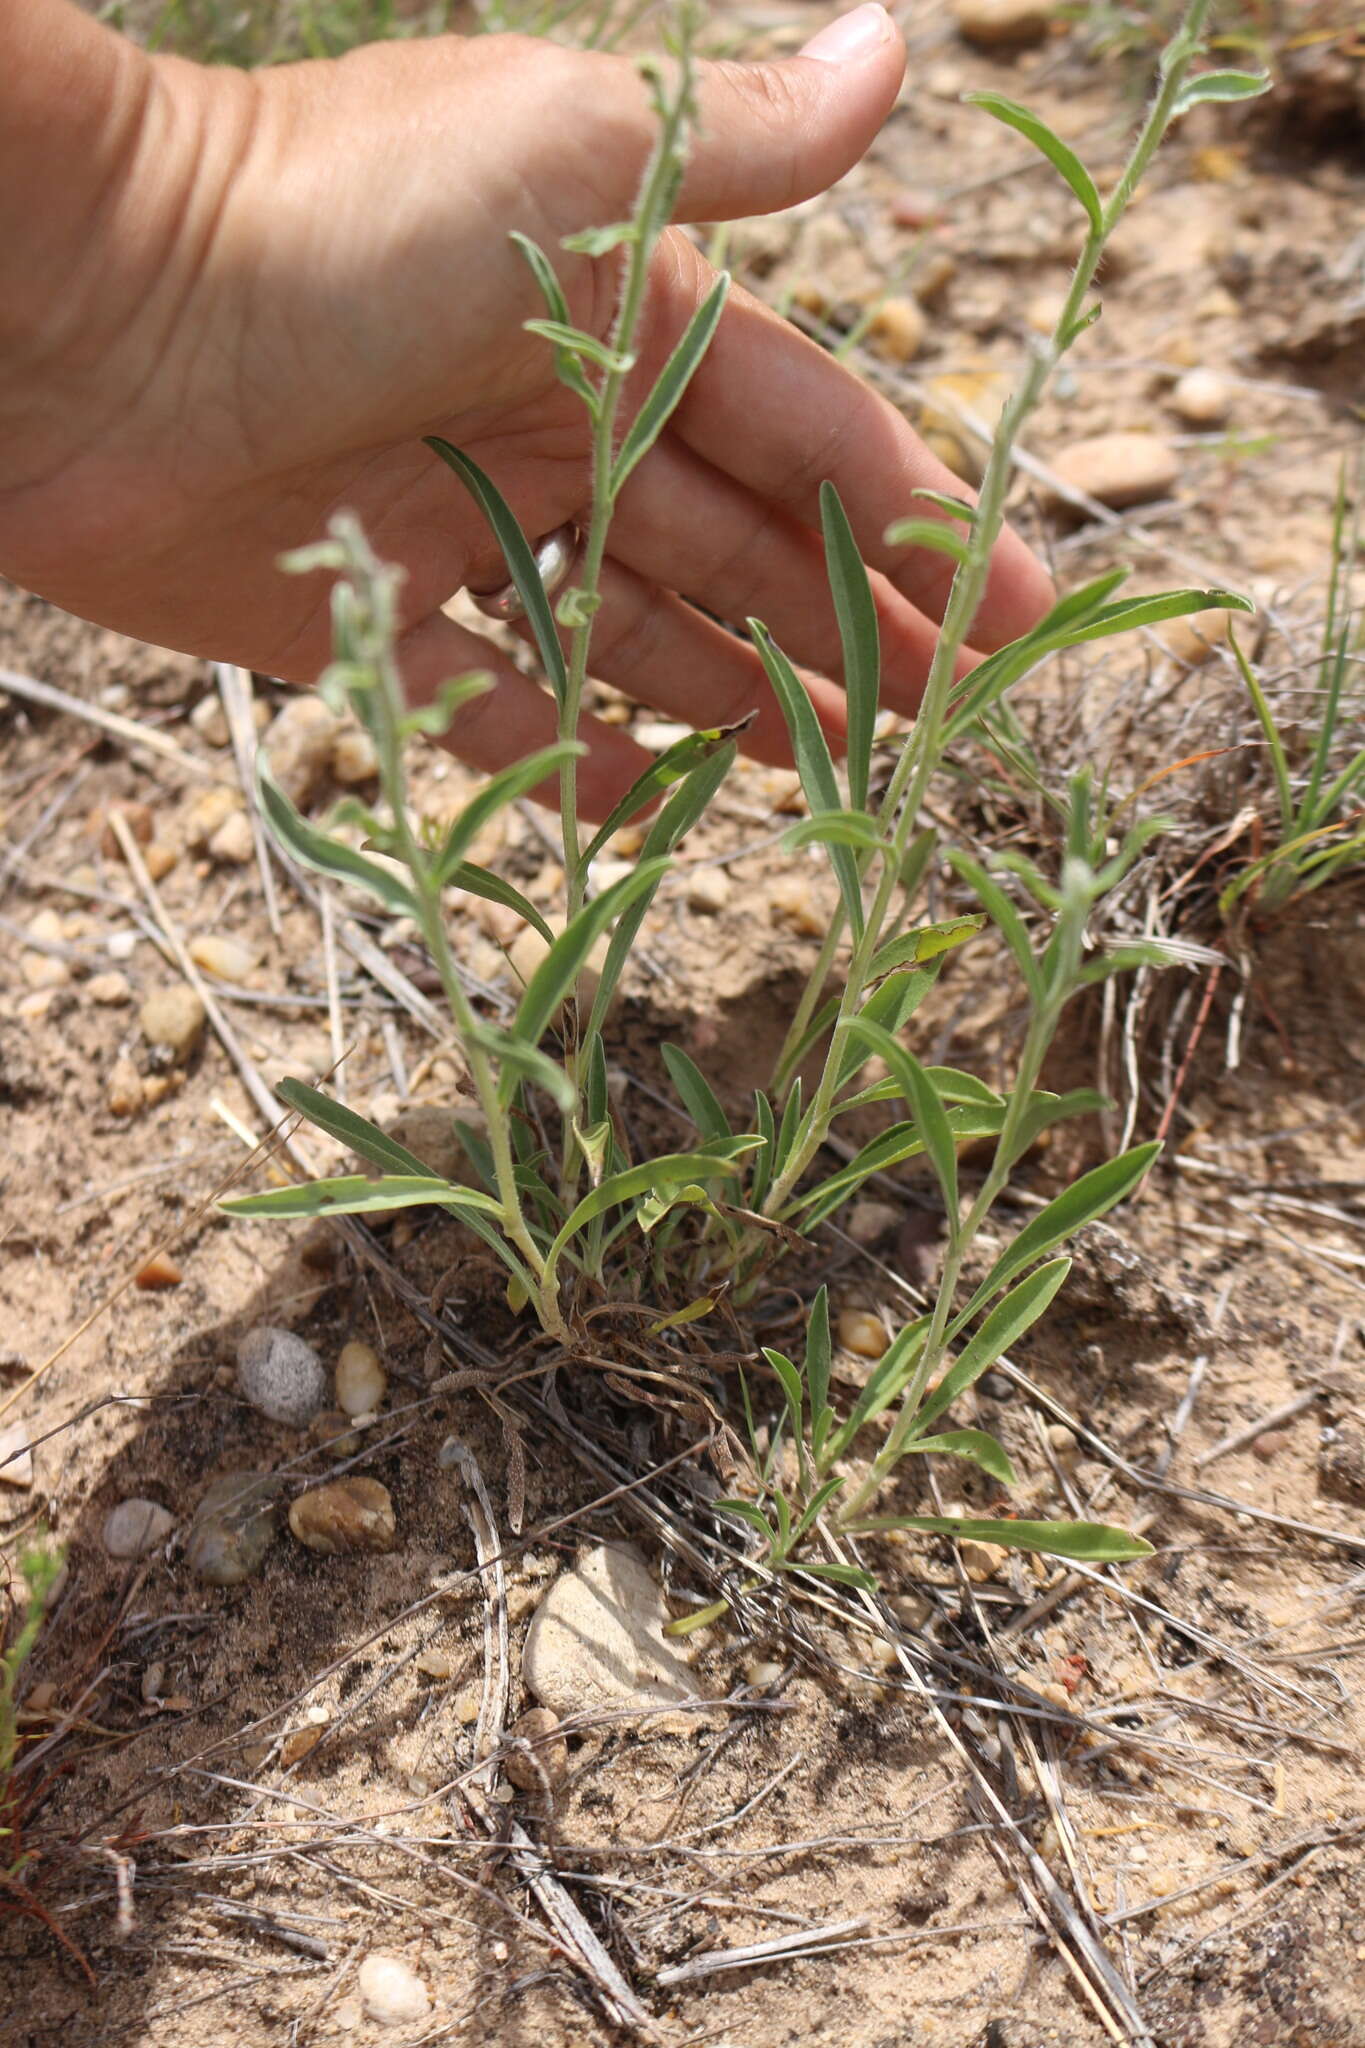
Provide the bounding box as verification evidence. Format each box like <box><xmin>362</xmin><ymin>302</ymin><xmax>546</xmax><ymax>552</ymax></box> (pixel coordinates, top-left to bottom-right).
<box><xmin>523</xmin><ymin>318</ymin><xmax>633</xmax><ymax>373</ymax></box>
<box><xmin>512</xmin><ymin>858</ymin><xmax>669</xmax><ymax>1056</ymax></box>
<box><xmin>795</xmin><ymin>1559</ymin><xmax>878</xmax><ymax>1589</ymax></box>
<box><xmin>964</xmin><ymin>91</ymin><xmax>1103</xmax><ymax>233</ymax></box>
<box><xmin>664</xmin><ymin>1597</ymin><xmax>732</xmax><ymax>1638</ymax></box>
<box><xmin>910</xmin><ymin>487</ymin><xmax>976</xmax><ymax>525</ymax></box>
<box><xmin>613</xmin><ymin>273</ymin><xmax>730</xmax><ymax>492</ymax></box>
<box><xmin>222</xmin><ymin>1173</ymin><xmax>501</xmax><ymax>1221</ymax></box>
<box><xmin>466</xmin><ymin>1021</ymin><xmax>578</xmax><ymax>1115</ymax></box>
<box><xmin>716</xmin><ymin>1498</ymin><xmax>777</xmax><ymax>1543</ymax></box>
<box><xmin>750</xmin><ymin>1088</ymin><xmax>777</xmax><ymax>1211</ymax></box>
<box><xmin>959</xmin><ymin>1145</ymin><xmax>1159</xmax><ymax>1323</ymax></box>
<box><xmin>431</xmin><ymin>743</ymin><xmax>581</xmax><ymax>885</ymax></box>
<box><xmin>1006</xmin><ymin>1088</ymin><xmax>1108</xmax><ymax>1163</ymax></box>
<box><xmin>258</xmin><ymin>766</ymin><xmax>418</xmax><ymax>919</ymax></box>
<box><xmin>822</xmin><ymin>1317</ymin><xmax>930</xmax><ymax>1466</ymax></box>
<box><xmin>662</xmin><ymin>1043</ymin><xmax>731</xmax><ymax>1145</ymax></box>
<box><xmin>782</xmin><ymin>809</ymin><xmax>885</xmax><ymax>853</ymax></box>
<box><xmin>867</xmin><ymin>916</ymin><xmax>985</xmax><ymax>979</ymax></box>
<box><xmin>947</xmin><ymin>849</ymin><xmax>1040</xmax><ymax>998</ymax></box>
<box><xmin>883</xmin><ymin>518</ymin><xmax>972</xmax><ymax>566</ymax></box>
<box><xmin>1172</xmin><ymin>68</ymin><xmax>1271</xmax><ymax>114</ymax></box>
<box><xmin>774</xmin><ymin>1075</ymin><xmax>805</xmax><ymax>1180</ymax></box>
<box><xmin>509</xmin><ymin>229</ymin><xmax>598</xmax><ymax>407</ymax></box>
<box><xmin>805</xmin><ymin>1285</ymin><xmax>833</xmax><ymax>1427</ymax></box>
<box><xmin>903</xmin><ymin>1429</ymin><xmax>1017</xmax><ymax>1485</ymax></box>
<box><xmin>789</xmin><ymin>1472</ymin><xmax>846</xmax><ymax>1545</ymax></box>
<box><xmin>748</xmin><ymin>618</ymin><xmax>864</xmax><ymax>937</ymax></box>
<box><xmin>820</xmin><ymin>481</ymin><xmax>880</xmax><ymax>812</ymax></box>
<box><xmin>833</xmin><ymin>965</ymin><xmax>941</xmax><ymax>1088</ymax></box>
<box><xmin>546</xmin><ymin>1152</ymin><xmax>742</xmax><ymax>1270</ymax></box>
<box><xmin>443</xmin><ymin>862</ymin><xmax>555</xmax><ymax>945</ymax></box>
<box><xmin>908</xmin><ymin>1259</ymin><xmax>1071</xmax><ymax>1439</ymax></box>
<box><xmin>847</xmin><ymin>1018</ymin><xmax>958</xmax><ymax>1224</ymax></box>
<box><xmin>846</xmin><ymin>1515</ymin><xmax>1153</xmax><ymax>1564</ymax></box>
<box><xmin>579</xmin><ymin>716</ymin><xmax>751</xmax><ymax>872</ymax></box>
<box><xmin>424</xmin><ymin>439</ymin><xmax>568</xmax><ymax>704</ymax></box>
<box><xmin>276</xmin><ymin>1078</ymin><xmax>428</xmax><ymax>1176</ymax></box>
<box><xmin>561</xmin><ymin>220</ymin><xmax>638</xmax><ymax>256</ymax></box>
<box><xmin>763</xmin><ymin>1347</ymin><xmax>805</xmax><ymax>1441</ymax></box>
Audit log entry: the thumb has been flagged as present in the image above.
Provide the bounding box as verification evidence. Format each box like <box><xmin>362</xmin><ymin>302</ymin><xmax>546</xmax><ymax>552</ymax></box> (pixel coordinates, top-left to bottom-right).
<box><xmin>677</xmin><ymin>5</ymin><xmax>906</xmax><ymax>222</ymax></box>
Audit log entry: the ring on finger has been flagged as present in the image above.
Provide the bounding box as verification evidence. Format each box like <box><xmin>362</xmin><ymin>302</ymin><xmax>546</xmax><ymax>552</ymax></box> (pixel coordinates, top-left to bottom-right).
<box><xmin>467</xmin><ymin>522</ymin><xmax>581</xmax><ymax>624</ymax></box>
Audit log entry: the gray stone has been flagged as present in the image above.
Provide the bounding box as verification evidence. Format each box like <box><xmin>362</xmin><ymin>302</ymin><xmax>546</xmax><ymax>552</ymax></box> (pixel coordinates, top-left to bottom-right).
<box><xmin>521</xmin><ymin>1542</ymin><xmax>705</xmax><ymax>1723</ymax></box>
<box><xmin>237</xmin><ymin>1326</ymin><xmax>327</xmax><ymax>1427</ymax></box>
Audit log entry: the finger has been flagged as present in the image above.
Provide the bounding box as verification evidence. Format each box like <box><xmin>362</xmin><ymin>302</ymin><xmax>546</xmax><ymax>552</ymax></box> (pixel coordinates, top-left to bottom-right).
<box><xmin>611</xmin><ymin>434</ymin><xmax>968</xmax><ymax>715</ymax></box>
<box><xmin>397</xmin><ymin>609</ymin><xmax>653</xmax><ymax>823</ymax></box>
<box><xmin>640</xmin><ymin>238</ymin><xmax>1055</xmax><ymax>651</ymax></box>
<box><xmin>512</xmin><ymin>557</ymin><xmax>850</xmax><ymax>765</ymax></box>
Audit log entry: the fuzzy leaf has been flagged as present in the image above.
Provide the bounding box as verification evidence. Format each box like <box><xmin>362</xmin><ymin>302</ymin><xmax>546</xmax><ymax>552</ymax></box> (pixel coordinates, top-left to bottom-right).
<box><xmin>613</xmin><ymin>273</ymin><xmax>730</xmax><ymax>491</ymax></box>
<box><xmin>820</xmin><ymin>481</ymin><xmax>880</xmax><ymax>811</ymax></box>
<box><xmin>957</xmin><ymin>1146</ymin><xmax>1159</xmax><ymax>1322</ymax></box>
<box><xmin>908</xmin><ymin>1259</ymin><xmax>1071</xmax><ymax>1439</ymax></box>
<box><xmin>964</xmin><ymin>91</ymin><xmax>1103</xmax><ymax>234</ymax></box>
<box><xmin>749</xmin><ymin>619</ymin><xmax>864</xmax><ymax>937</ymax></box>
<box><xmin>425</xmin><ymin>439</ymin><xmax>569</xmax><ymax>704</ymax></box>
<box><xmin>847</xmin><ymin>1514</ymin><xmax>1153</xmax><ymax>1563</ymax></box>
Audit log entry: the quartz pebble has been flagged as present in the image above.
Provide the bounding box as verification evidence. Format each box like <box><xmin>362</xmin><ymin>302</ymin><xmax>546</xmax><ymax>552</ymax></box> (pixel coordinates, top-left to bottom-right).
<box><xmin>188</xmin><ymin>934</ymin><xmax>257</xmax><ymax>982</ymax></box>
<box><xmin>237</xmin><ymin>1326</ymin><xmax>328</xmax><ymax>1427</ymax></box>
<box><xmin>140</xmin><ymin>986</ymin><xmax>206</xmax><ymax>1061</ymax></box>
<box><xmin>357</xmin><ymin>1954</ymin><xmax>430</xmax><ymax>2027</ymax></box>
<box><xmin>184</xmin><ymin>787</ymin><xmax>241</xmax><ymax>849</ymax></box>
<box><xmin>1171</xmin><ymin>367</ymin><xmax>1231</xmax><ymax>426</ymax></box>
<box><xmin>103</xmin><ymin>1498</ymin><xmax>176</xmax><ymax>1559</ymax></box>
<box><xmin>836</xmin><ymin>1309</ymin><xmax>889</xmax><ymax>1360</ymax></box>
<box><xmin>332</xmin><ymin>728</ymin><xmax>379</xmax><ymax>784</ymax></box>
<box><xmin>87</xmin><ymin>970</ymin><xmax>131</xmax><ymax>1006</ymax></box>
<box><xmin>0</xmin><ymin>1422</ymin><xmax>34</xmax><ymax>1490</ymax></box>
<box><xmin>744</xmin><ymin>1658</ymin><xmax>785</xmax><ymax>1689</ymax></box>
<box><xmin>264</xmin><ymin>695</ymin><xmax>340</xmax><ymax>809</ymax></box>
<box><xmin>289</xmin><ymin>1476</ymin><xmax>396</xmax><ymax>1554</ymax></box>
<box><xmin>867</xmin><ymin>296</ymin><xmax>926</xmax><ymax>364</ymax></box>
<box><xmin>685</xmin><ymin>865</ymin><xmax>731</xmax><ymax>914</ymax></box>
<box><xmin>416</xmin><ymin>1647</ymin><xmax>455</xmax><ymax>1680</ymax></box>
<box><xmin>207</xmin><ymin>809</ymin><xmax>254</xmax><ymax>866</ymax></box>
<box><xmin>504</xmin><ymin>1707</ymin><xmax>569</xmax><ymax>1791</ymax></box>
<box><xmin>1045</xmin><ymin>1423</ymin><xmax>1080</xmax><ymax>1466</ymax></box>
<box><xmin>952</xmin><ymin>0</ymin><xmax>1051</xmax><ymax>45</ymax></box>
<box><xmin>20</xmin><ymin>950</ymin><xmax>68</xmax><ymax>990</ymax></box>
<box><xmin>335</xmin><ymin>1340</ymin><xmax>387</xmax><ymax>1418</ymax></box>
<box><xmin>769</xmin><ymin>874</ymin><xmax>825</xmax><ymax>937</ymax></box>
<box><xmin>187</xmin><ymin>1472</ymin><xmax>284</xmax><ymax>1585</ymax></box>
<box><xmin>1049</xmin><ymin>433</ymin><xmax>1180</xmax><ymax>512</ymax></box>
<box><xmin>189</xmin><ymin>694</ymin><xmax>231</xmax><ymax>747</ymax></box>
<box><xmin>522</xmin><ymin>1543</ymin><xmax>704</xmax><ymax>1721</ymax></box>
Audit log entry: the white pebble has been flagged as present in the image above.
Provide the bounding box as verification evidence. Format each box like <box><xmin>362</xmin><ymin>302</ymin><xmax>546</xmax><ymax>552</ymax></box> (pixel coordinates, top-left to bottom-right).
<box><xmin>1171</xmin><ymin>367</ymin><xmax>1231</xmax><ymax>426</ymax></box>
<box><xmin>188</xmin><ymin>934</ymin><xmax>257</xmax><ymax>982</ymax></box>
<box><xmin>207</xmin><ymin>809</ymin><xmax>255</xmax><ymax>866</ymax></box>
<box><xmin>0</xmin><ymin>1422</ymin><xmax>34</xmax><ymax>1490</ymax></box>
<box><xmin>357</xmin><ymin>1953</ymin><xmax>431</xmax><ymax>2026</ymax></box>
<box><xmin>334</xmin><ymin>1340</ymin><xmax>387</xmax><ymax>1419</ymax></box>
<box><xmin>686</xmin><ymin>865</ymin><xmax>731</xmax><ymax>914</ymax></box>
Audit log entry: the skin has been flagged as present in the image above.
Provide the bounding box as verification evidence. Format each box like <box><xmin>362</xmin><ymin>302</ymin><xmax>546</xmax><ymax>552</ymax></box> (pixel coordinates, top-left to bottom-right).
<box><xmin>0</xmin><ymin>0</ymin><xmax>1054</xmax><ymax>818</ymax></box>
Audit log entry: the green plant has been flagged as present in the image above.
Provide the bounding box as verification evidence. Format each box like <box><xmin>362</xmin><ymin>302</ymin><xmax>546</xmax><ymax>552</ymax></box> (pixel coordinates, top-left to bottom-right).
<box><xmin>1221</xmin><ymin>460</ymin><xmax>1365</xmax><ymax>919</ymax></box>
<box><xmin>1</xmin><ymin>1541</ymin><xmax>64</xmax><ymax>1872</ymax></box>
<box><xmin>226</xmin><ymin>3</ymin><xmax>1269</xmax><ymax>1596</ymax></box>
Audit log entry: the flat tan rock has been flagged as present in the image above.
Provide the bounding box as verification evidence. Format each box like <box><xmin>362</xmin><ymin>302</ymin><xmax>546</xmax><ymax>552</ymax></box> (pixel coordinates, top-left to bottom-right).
<box><xmin>1049</xmin><ymin>433</ymin><xmax>1180</xmax><ymax>511</ymax></box>
<box><xmin>521</xmin><ymin>1542</ymin><xmax>705</xmax><ymax>1724</ymax></box>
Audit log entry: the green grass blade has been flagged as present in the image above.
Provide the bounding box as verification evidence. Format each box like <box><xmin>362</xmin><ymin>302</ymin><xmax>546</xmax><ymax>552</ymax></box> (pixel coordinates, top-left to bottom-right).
<box><xmin>847</xmin><ymin>1018</ymin><xmax>958</xmax><ymax>1226</ymax></box>
<box><xmin>846</xmin><ymin>1514</ymin><xmax>1153</xmax><ymax>1564</ymax></box>
<box><xmin>820</xmin><ymin>481</ymin><xmax>880</xmax><ymax>811</ymax></box>
<box><xmin>546</xmin><ymin>1152</ymin><xmax>742</xmax><ymax>1270</ymax></box>
<box><xmin>662</xmin><ymin>1043</ymin><xmax>731</xmax><ymax>1144</ymax></box>
<box><xmin>511</xmin><ymin>857</ymin><xmax>668</xmax><ymax>1055</ymax></box>
<box><xmin>276</xmin><ymin>1078</ymin><xmax>428</xmax><ymax>1175</ymax></box>
<box><xmin>956</xmin><ymin>1145</ymin><xmax>1159</xmax><ymax>1324</ymax></box>
<box><xmin>902</xmin><ymin>1429</ymin><xmax>1017</xmax><ymax>1485</ymax></box>
<box><xmin>223</xmin><ymin>1173</ymin><xmax>500</xmax><ymax>1221</ymax></box>
<box><xmin>579</xmin><ymin>717</ymin><xmax>750</xmax><ymax>871</ymax></box>
<box><xmin>748</xmin><ymin>618</ymin><xmax>865</xmax><ymax>938</ymax></box>
<box><xmin>908</xmin><ymin>1258</ymin><xmax>1071</xmax><ymax>1439</ymax></box>
<box><xmin>612</xmin><ymin>272</ymin><xmax>730</xmax><ymax>492</ymax></box>
<box><xmin>443</xmin><ymin>862</ymin><xmax>555</xmax><ymax>944</ymax></box>
<box><xmin>258</xmin><ymin>766</ymin><xmax>418</xmax><ymax>919</ymax></box>
<box><xmin>431</xmin><ymin>743</ymin><xmax>581</xmax><ymax>883</ymax></box>
<box><xmin>964</xmin><ymin>91</ymin><xmax>1103</xmax><ymax>233</ymax></box>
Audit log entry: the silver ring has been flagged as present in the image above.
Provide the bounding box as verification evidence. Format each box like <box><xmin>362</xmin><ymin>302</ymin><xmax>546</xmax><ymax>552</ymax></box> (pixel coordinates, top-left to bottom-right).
<box><xmin>468</xmin><ymin>522</ymin><xmax>580</xmax><ymax>624</ymax></box>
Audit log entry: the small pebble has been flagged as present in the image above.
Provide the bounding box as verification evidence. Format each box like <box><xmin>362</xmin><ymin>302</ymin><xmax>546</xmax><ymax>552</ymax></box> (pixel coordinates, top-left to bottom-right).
<box><xmin>521</xmin><ymin>1543</ymin><xmax>703</xmax><ymax>1719</ymax></box>
<box><xmin>504</xmin><ymin>1707</ymin><xmax>569</xmax><ymax>1791</ymax></box>
<box><xmin>357</xmin><ymin>1954</ymin><xmax>430</xmax><ymax>2027</ymax></box>
<box><xmin>866</xmin><ymin>296</ymin><xmax>926</xmax><ymax>364</ymax></box>
<box><xmin>846</xmin><ymin>1199</ymin><xmax>900</xmax><ymax>1246</ymax></box>
<box><xmin>281</xmin><ymin>1724</ymin><xmax>325</xmax><ymax>1767</ymax></box>
<box><xmin>289</xmin><ymin>1476</ymin><xmax>396</xmax><ymax>1554</ymax></box>
<box><xmin>744</xmin><ymin>1658</ymin><xmax>785</xmax><ymax>1689</ymax></box>
<box><xmin>184</xmin><ymin>787</ymin><xmax>241</xmax><ymax>849</ymax></box>
<box><xmin>25</xmin><ymin>1681</ymin><xmax>57</xmax><ymax>1713</ymax></box>
<box><xmin>335</xmin><ymin>1340</ymin><xmax>387</xmax><ymax>1418</ymax></box>
<box><xmin>889</xmin><ymin>1591</ymin><xmax>932</xmax><ymax>1630</ymax></box>
<box><xmin>1252</xmin><ymin>1428</ymin><xmax>1292</xmax><ymax>1462</ymax></box>
<box><xmin>103</xmin><ymin>1498</ymin><xmax>176</xmax><ymax>1559</ymax></box>
<box><xmin>769</xmin><ymin>874</ymin><xmax>825</xmax><ymax>937</ymax></box>
<box><xmin>144</xmin><ymin>842</ymin><xmax>178</xmax><ymax>882</ymax></box>
<box><xmin>98</xmin><ymin>800</ymin><xmax>153</xmax><ymax>857</ymax></box>
<box><xmin>139</xmin><ymin>986</ymin><xmax>206</xmax><ymax>1062</ymax></box>
<box><xmin>310</xmin><ymin>1410</ymin><xmax>362</xmax><ymax>1459</ymax></box>
<box><xmin>188</xmin><ymin>934</ymin><xmax>257</xmax><ymax>982</ymax></box>
<box><xmin>140</xmin><ymin>1661</ymin><xmax>166</xmax><ymax>1705</ymax></box>
<box><xmin>237</xmin><ymin>1326</ymin><xmax>328</xmax><ymax>1427</ymax></box>
<box><xmin>836</xmin><ymin>1309</ymin><xmax>889</xmax><ymax>1360</ymax></box>
<box><xmin>1049</xmin><ymin>433</ymin><xmax>1180</xmax><ymax>512</ymax></box>
<box><xmin>189</xmin><ymin>695</ymin><xmax>231</xmax><ymax>747</ymax></box>
<box><xmin>87</xmin><ymin>970</ymin><xmax>131</xmax><ymax>1006</ymax></box>
<box><xmin>685</xmin><ymin>865</ymin><xmax>731</xmax><ymax>914</ymax></box>
<box><xmin>207</xmin><ymin>809</ymin><xmax>254</xmax><ymax>865</ymax></box>
<box><xmin>20</xmin><ymin>951</ymin><xmax>68</xmax><ymax>990</ymax></box>
<box><xmin>332</xmin><ymin>728</ymin><xmax>380</xmax><ymax>784</ymax></box>
<box><xmin>959</xmin><ymin>1538</ymin><xmax>1009</xmax><ymax>1583</ymax></box>
<box><xmin>1171</xmin><ymin>367</ymin><xmax>1231</xmax><ymax>426</ymax></box>
<box><xmin>1046</xmin><ymin>1423</ymin><xmax>1080</xmax><ymax>1466</ymax></box>
<box><xmin>416</xmin><ymin>1647</ymin><xmax>455</xmax><ymax>1680</ymax></box>
<box><xmin>107</xmin><ymin>1057</ymin><xmax>146</xmax><ymax>1117</ymax></box>
<box><xmin>952</xmin><ymin>0</ymin><xmax>1051</xmax><ymax>45</ymax></box>
<box><xmin>1159</xmin><ymin>607</ymin><xmax>1232</xmax><ymax>666</ymax></box>
<box><xmin>264</xmin><ymin>695</ymin><xmax>340</xmax><ymax>809</ymax></box>
<box><xmin>0</xmin><ymin>1422</ymin><xmax>35</xmax><ymax>1490</ymax></box>
<box><xmin>135</xmin><ymin>1252</ymin><xmax>182</xmax><ymax>1291</ymax></box>
<box><xmin>186</xmin><ymin>1472</ymin><xmax>284</xmax><ymax>1585</ymax></box>
<box><xmin>633</xmin><ymin>719</ymin><xmax>692</xmax><ymax>751</ymax></box>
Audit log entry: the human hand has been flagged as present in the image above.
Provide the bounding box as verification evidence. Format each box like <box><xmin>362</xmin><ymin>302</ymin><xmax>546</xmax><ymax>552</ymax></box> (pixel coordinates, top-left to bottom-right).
<box><xmin>0</xmin><ymin>4</ymin><xmax>1053</xmax><ymax>817</ymax></box>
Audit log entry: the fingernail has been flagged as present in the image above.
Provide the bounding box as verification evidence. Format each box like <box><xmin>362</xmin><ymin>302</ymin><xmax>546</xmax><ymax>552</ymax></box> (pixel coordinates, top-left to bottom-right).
<box><xmin>799</xmin><ymin>2</ymin><xmax>893</xmax><ymax>64</ymax></box>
